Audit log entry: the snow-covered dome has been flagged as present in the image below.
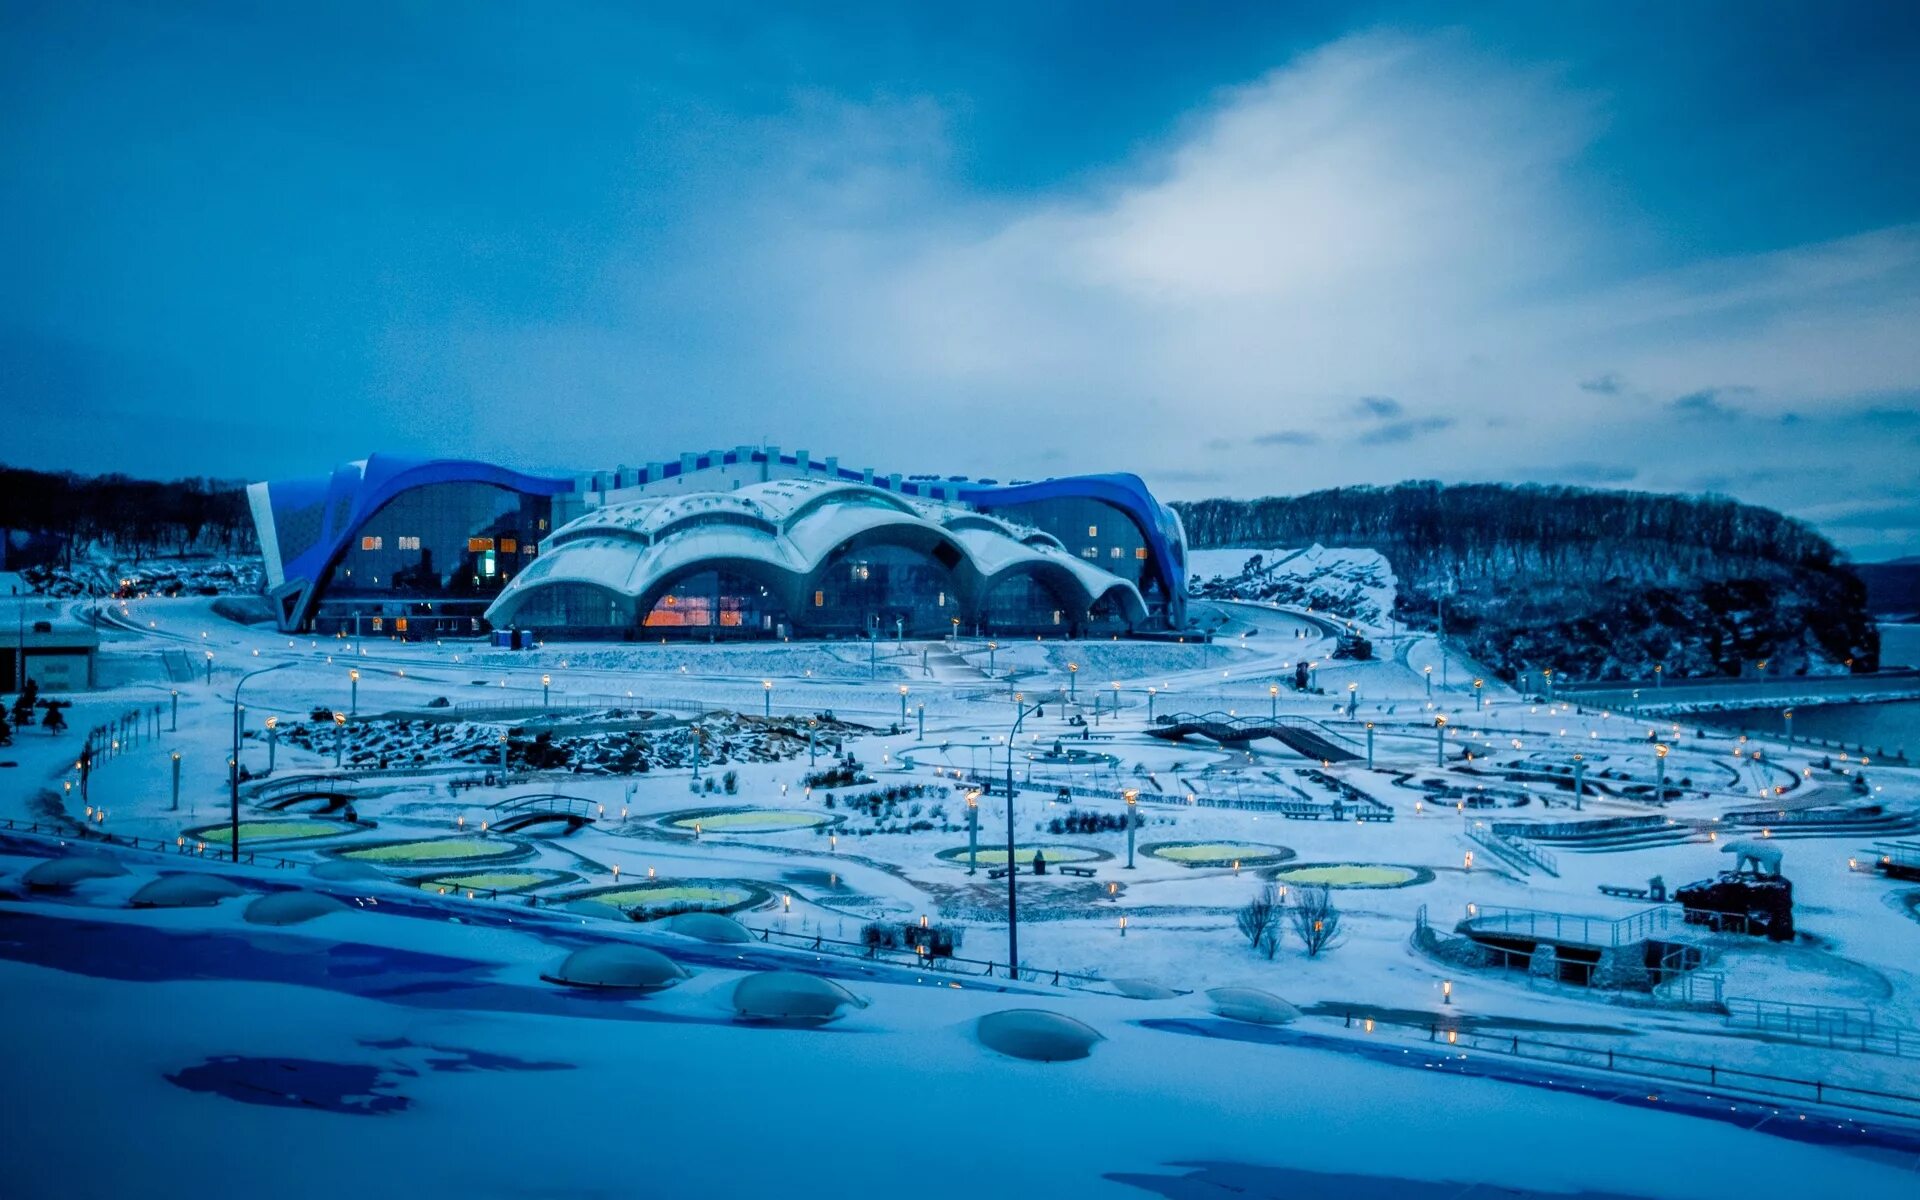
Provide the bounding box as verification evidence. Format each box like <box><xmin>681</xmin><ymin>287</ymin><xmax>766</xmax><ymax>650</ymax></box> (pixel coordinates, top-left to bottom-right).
<box><xmin>129</xmin><ymin>873</ymin><xmax>247</xmax><ymax>908</ymax></box>
<box><xmin>544</xmin><ymin>944</ymin><xmax>690</xmax><ymax>991</ymax></box>
<box><xmin>729</xmin><ymin>971</ymin><xmax>865</xmax><ymax>1023</ymax></box>
<box><xmin>657</xmin><ymin>911</ymin><xmax>754</xmax><ymax>944</ymax></box>
<box><xmin>23</xmin><ymin>856</ymin><xmax>128</xmax><ymax>890</ymax></box>
<box><xmin>976</xmin><ymin>1009</ymin><xmax>1103</xmax><ymax>1061</ymax></box>
<box><xmin>243</xmin><ymin>890</ymin><xmax>347</xmax><ymax>926</ymax></box>
<box><xmin>1206</xmin><ymin>986</ymin><xmax>1301</xmax><ymax>1026</ymax></box>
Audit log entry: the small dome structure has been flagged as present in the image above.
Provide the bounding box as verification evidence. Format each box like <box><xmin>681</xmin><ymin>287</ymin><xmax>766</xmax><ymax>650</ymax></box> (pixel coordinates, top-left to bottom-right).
<box><xmin>976</xmin><ymin>1009</ymin><xmax>1102</xmax><ymax>1061</ymax></box>
<box><xmin>23</xmin><ymin>856</ymin><xmax>128</xmax><ymax>890</ymax></box>
<box><xmin>544</xmin><ymin>944</ymin><xmax>690</xmax><ymax>991</ymax></box>
<box><xmin>730</xmin><ymin>971</ymin><xmax>865</xmax><ymax>1023</ymax></box>
<box><xmin>244</xmin><ymin>890</ymin><xmax>348</xmax><ymax>926</ymax></box>
<box><xmin>312</xmin><ymin>859</ymin><xmax>386</xmax><ymax>883</ymax></box>
<box><xmin>1206</xmin><ymin>986</ymin><xmax>1301</xmax><ymax>1026</ymax></box>
<box><xmin>659</xmin><ymin>911</ymin><xmax>754</xmax><ymax>943</ymax></box>
<box><xmin>129</xmin><ymin>873</ymin><xmax>247</xmax><ymax>908</ymax></box>
<box><xmin>1109</xmin><ymin>978</ymin><xmax>1180</xmax><ymax>1000</ymax></box>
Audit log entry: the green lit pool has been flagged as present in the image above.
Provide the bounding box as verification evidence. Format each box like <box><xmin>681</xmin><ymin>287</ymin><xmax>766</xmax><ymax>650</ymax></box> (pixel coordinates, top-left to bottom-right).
<box><xmin>936</xmin><ymin>844</ymin><xmax>1103</xmax><ymax>867</ymax></box>
<box><xmin>566</xmin><ymin>878</ymin><xmax>770</xmax><ymax>914</ymax></box>
<box><xmin>189</xmin><ymin>819</ymin><xmax>351</xmax><ymax>844</ymax></box>
<box><xmin>1269</xmin><ymin>863</ymin><xmax>1428</xmax><ymax>888</ymax></box>
<box><xmin>1142</xmin><ymin>842</ymin><xmax>1293</xmax><ymax>868</ymax></box>
<box><xmin>340</xmin><ymin>837</ymin><xmax>524</xmax><ymax>864</ymax></box>
<box><xmin>417</xmin><ymin>871</ymin><xmax>560</xmax><ymax>894</ymax></box>
<box><xmin>666</xmin><ymin>809</ymin><xmax>831</xmax><ymax>834</ymax></box>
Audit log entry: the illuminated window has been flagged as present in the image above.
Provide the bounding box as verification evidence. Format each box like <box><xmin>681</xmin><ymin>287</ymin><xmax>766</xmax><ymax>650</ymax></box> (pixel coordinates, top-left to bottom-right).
<box><xmin>1082</xmin><ymin>548</ymin><xmax>1098</xmax><ymax>559</ymax></box>
<box><xmin>500</xmin><ymin>538</ymin><xmax>517</xmax><ymax>554</ymax></box>
<box><xmin>396</xmin><ymin>535</ymin><xmax>421</xmax><ymax>551</ymax></box>
<box><xmin>1135</xmin><ymin>547</ymin><xmax>1147</xmax><ymax>559</ymax></box>
<box><xmin>937</xmin><ymin>591</ymin><xmax>947</xmax><ymax>607</ymax></box>
<box><xmin>394</xmin><ymin>617</ymin><xmax>408</xmax><ymax>633</ymax></box>
<box><xmin>1110</xmin><ymin>547</ymin><xmax>1124</xmax><ymax>559</ymax></box>
<box><xmin>480</xmin><ymin>550</ymin><xmax>497</xmax><ymax>578</ymax></box>
<box><xmin>370</xmin><ymin>617</ymin><xmax>383</xmax><ymax>631</ymax></box>
<box><xmin>361</xmin><ymin>536</ymin><xmax>382</xmax><ymax>551</ymax></box>
<box><xmin>849</xmin><ymin>562</ymin><xmax>871</xmax><ymax>582</ymax></box>
<box><xmin>1087</xmin><ymin>525</ymin><xmax>1098</xmax><ymax>537</ymax></box>
<box><xmin>468</xmin><ymin>537</ymin><xmax>495</xmax><ymax>552</ymax></box>
<box><xmin>1051</xmin><ymin>610</ymin><xmax>1063</xmax><ymax>625</ymax></box>
<box><xmin>538</xmin><ymin>518</ymin><xmax>548</xmax><ymax>531</ymax></box>
<box><xmin>814</xmin><ymin>590</ymin><xmax>825</xmax><ymax>607</ymax></box>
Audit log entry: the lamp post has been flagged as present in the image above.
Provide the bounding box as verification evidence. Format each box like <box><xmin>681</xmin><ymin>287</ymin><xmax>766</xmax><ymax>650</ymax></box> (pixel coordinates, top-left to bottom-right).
<box><xmin>265</xmin><ymin>716</ymin><xmax>278</xmax><ymax>773</ymax></box>
<box><xmin>916</xmin><ymin>703</ymin><xmax>925</xmax><ymax>741</ymax></box>
<box><xmin>1435</xmin><ymin>715</ymin><xmax>1448</xmax><ymax>767</ymax></box>
<box><xmin>1111</xmin><ymin>680</ymin><xmax>1121</xmax><ymax>716</ymax></box>
<box><xmin>1067</xmin><ymin>662</ymin><xmax>1077</xmax><ymax>700</ymax></box>
<box><xmin>1654</xmin><ymin>663</ymin><xmax>1664</xmax><ymax>690</ymax></box>
<box><xmin>808</xmin><ymin>718</ymin><xmax>818</xmax><ymax>765</ymax></box>
<box><xmin>966</xmin><ymin>789</ymin><xmax>980</xmax><ymax>874</ymax></box>
<box><xmin>899</xmin><ymin>685</ymin><xmax>909</xmax><ymax>724</ymax></box>
<box><xmin>542</xmin><ymin>673</ymin><xmax>551</xmax><ymax>708</ymax></box>
<box><xmin>334</xmin><ymin>711</ymin><xmax>347</xmax><ymax>768</ymax></box>
<box><xmin>1147</xmin><ymin>686</ymin><xmax>1157</xmax><ymax>722</ymax></box>
<box><xmin>1124</xmin><ymin>789</ymin><xmax>1138</xmax><ymax>868</ymax></box>
<box><xmin>1365</xmin><ymin>721</ymin><xmax>1375</xmax><ymax>769</ymax></box>
<box><xmin>1473</xmin><ymin>678</ymin><xmax>1484</xmax><ymax>711</ymax></box>
<box><xmin>1572</xmin><ymin>753</ymin><xmax>1585</xmax><ymax>811</ymax></box>
<box><xmin>230</xmin><ymin>661</ymin><xmax>292</xmax><ymax>862</ymax></box>
<box><xmin>170</xmin><ymin>751</ymin><xmax>181</xmax><ymax>811</ymax></box>
<box><xmin>763</xmin><ymin>679</ymin><xmax>772</xmax><ymax>718</ymax></box>
<box><xmin>1424</xmin><ymin>665</ymin><xmax>1432</xmax><ymax>700</ymax></box>
<box><xmin>349</xmin><ymin>667</ymin><xmax>360</xmax><ymax>715</ymax></box>
<box><xmin>1544</xmin><ymin>668</ymin><xmax>1554</xmax><ymax>703</ymax></box>
<box><xmin>204</xmin><ymin>651</ymin><xmax>214</xmax><ymax>685</ymax></box>
<box><xmin>1655</xmin><ymin>744</ymin><xmax>1668</xmax><ymax>804</ymax></box>
<box><xmin>1269</xmin><ymin>684</ymin><xmax>1278</xmax><ymax>722</ymax></box>
<box><xmin>987</xmin><ymin>641</ymin><xmax>997</xmax><ymax>678</ymax></box>
<box><xmin>1783</xmin><ymin>708</ymin><xmax>1794</xmax><ymax>743</ymax></box>
<box><xmin>170</xmin><ymin>688</ymin><xmax>178</xmax><ymax>731</ymax></box>
<box><xmin>1347</xmin><ymin>681</ymin><xmax>1359</xmax><ymax>718</ymax></box>
<box><xmin>1004</xmin><ymin>691</ymin><xmax>1055</xmax><ymax>975</ymax></box>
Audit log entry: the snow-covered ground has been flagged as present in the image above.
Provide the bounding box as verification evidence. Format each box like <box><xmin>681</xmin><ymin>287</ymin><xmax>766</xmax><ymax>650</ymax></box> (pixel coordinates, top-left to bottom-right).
<box><xmin>3</xmin><ymin>592</ymin><xmax>1919</xmax><ymax>1194</ymax></box>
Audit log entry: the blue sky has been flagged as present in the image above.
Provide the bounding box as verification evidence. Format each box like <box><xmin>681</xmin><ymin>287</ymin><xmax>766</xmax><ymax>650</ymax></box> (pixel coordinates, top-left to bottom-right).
<box><xmin>3</xmin><ymin>1</ymin><xmax>1918</xmax><ymax>557</ymax></box>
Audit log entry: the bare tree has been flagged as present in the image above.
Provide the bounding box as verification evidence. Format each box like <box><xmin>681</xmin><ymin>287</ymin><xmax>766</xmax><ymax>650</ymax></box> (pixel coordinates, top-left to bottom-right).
<box><xmin>1290</xmin><ymin>883</ymin><xmax>1343</xmax><ymax>957</ymax></box>
<box><xmin>1236</xmin><ymin>882</ymin><xmax>1281</xmax><ymax>959</ymax></box>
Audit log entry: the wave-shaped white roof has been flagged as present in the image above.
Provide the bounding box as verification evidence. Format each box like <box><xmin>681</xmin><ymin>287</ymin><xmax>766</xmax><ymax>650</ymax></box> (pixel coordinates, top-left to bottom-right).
<box><xmin>487</xmin><ymin>478</ymin><xmax>1146</xmax><ymax>626</ymax></box>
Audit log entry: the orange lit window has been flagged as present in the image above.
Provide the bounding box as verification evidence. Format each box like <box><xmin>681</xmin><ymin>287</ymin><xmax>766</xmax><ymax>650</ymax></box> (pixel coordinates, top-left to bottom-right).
<box><xmin>500</xmin><ymin>538</ymin><xmax>517</xmax><ymax>554</ymax></box>
<box><xmin>1135</xmin><ymin>547</ymin><xmax>1147</xmax><ymax>559</ymax></box>
<box><xmin>468</xmin><ymin>537</ymin><xmax>494</xmax><ymax>553</ymax></box>
<box><xmin>1087</xmin><ymin>525</ymin><xmax>1098</xmax><ymax>537</ymax></box>
<box><xmin>394</xmin><ymin>617</ymin><xmax>408</xmax><ymax>633</ymax></box>
<box><xmin>814</xmin><ymin>590</ymin><xmax>825</xmax><ymax>607</ymax></box>
<box><xmin>361</xmin><ymin>536</ymin><xmax>382</xmax><ymax>551</ymax></box>
<box><xmin>370</xmin><ymin>617</ymin><xmax>383</xmax><ymax>631</ymax></box>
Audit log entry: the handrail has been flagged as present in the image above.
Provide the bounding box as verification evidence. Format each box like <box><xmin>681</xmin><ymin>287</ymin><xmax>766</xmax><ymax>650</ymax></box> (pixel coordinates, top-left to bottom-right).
<box><xmin>1336</xmin><ymin>1008</ymin><xmax>1920</xmax><ymax>1122</ymax></box>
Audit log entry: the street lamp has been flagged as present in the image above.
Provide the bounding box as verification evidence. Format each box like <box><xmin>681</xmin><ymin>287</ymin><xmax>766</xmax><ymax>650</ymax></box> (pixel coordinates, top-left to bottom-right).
<box><xmin>763</xmin><ymin>679</ymin><xmax>772</xmax><ymax>718</ymax></box>
<box><xmin>230</xmin><ymin>661</ymin><xmax>292</xmax><ymax>861</ymax></box>
<box><xmin>1067</xmin><ymin>662</ymin><xmax>1077</xmax><ymax>700</ymax></box>
<box><xmin>987</xmin><ymin>641</ymin><xmax>998</xmax><ymax>678</ymax></box>
<box><xmin>1347</xmin><ymin>680</ymin><xmax>1359</xmax><ymax>718</ymax></box>
<box><xmin>264</xmin><ymin>716</ymin><xmax>278</xmax><ymax>773</ymax></box>
<box><xmin>1424</xmin><ymin>664</ymin><xmax>1433</xmax><ymax>700</ymax></box>
<box><xmin>542</xmin><ymin>673</ymin><xmax>551</xmax><ymax>707</ymax></box>
<box><xmin>204</xmin><ymin>650</ymin><xmax>214</xmax><ymax>685</ymax></box>
<box><xmin>1434</xmin><ymin>715</ymin><xmax>1448</xmax><ymax>767</ymax></box>
<box><xmin>1655</xmin><ymin>743</ymin><xmax>1669</xmax><ymax>803</ymax></box>
<box><xmin>899</xmin><ymin>685</ymin><xmax>909</xmax><ymax>723</ymax></box>
<box><xmin>349</xmin><ymin>668</ymin><xmax>360</xmax><ymax>715</ymax></box>
<box><xmin>1473</xmin><ymin>678</ymin><xmax>1483</xmax><ymax>711</ymax></box>
<box><xmin>1124</xmin><ymin>789</ymin><xmax>1138</xmax><ymax>868</ymax></box>
<box><xmin>1147</xmin><ymin>686</ymin><xmax>1157</xmax><ymax>721</ymax></box>
<box><xmin>1269</xmin><ymin>684</ymin><xmax>1278</xmax><ymax>722</ymax></box>
<box><xmin>1004</xmin><ymin>691</ymin><xmax>1057</xmax><ymax>975</ymax></box>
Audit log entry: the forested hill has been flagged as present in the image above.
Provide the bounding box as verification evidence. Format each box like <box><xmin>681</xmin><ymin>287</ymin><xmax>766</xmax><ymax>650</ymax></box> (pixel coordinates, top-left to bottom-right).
<box><xmin>0</xmin><ymin>465</ymin><xmax>254</xmax><ymax>565</ymax></box>
<box><xmin>1174</xmin><ymin>482</ymin><xmax>1879</xmax><ymax>683</ymax></box>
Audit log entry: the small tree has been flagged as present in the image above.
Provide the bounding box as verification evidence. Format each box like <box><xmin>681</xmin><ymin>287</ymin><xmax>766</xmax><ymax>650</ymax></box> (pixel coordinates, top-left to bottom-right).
<box><xmin>42</xmin><ymin>704</ymin><xmax>67</xmax><ymax>736</ymax></box>
<box><xmin>0</xmin><ymin>708</ymin><xmax>11</xmax><ymax>745</ymax></box>
<box><xmin>722</xmin><ymin>769</ymin><xmax>738</xmax><ymax>795</ymax></box>
<box><xmin>1290</xmin><ymin>883</ymin><xmax>1344</xmax><ymax>957</ymax></box>
<box><xmin>1236</xmin><ymin>882</ymin><xmax>1282</xmax><ymax>959</ymax></box>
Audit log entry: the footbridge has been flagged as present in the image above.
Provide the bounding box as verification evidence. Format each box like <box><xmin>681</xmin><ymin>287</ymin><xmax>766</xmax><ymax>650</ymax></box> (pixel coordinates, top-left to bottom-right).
<box><xmin>489</xmin><ymin>793</ymin><xmax>598</xmax><ymax>835</ymax></box>
<box><xmin>1148</xmin><ymin>712</ymin><xmax>1361</xmax><ymax>763</ymax></box>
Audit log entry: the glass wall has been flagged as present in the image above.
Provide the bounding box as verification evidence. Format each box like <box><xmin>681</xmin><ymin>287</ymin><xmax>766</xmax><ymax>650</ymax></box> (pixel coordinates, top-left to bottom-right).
<box><xmin>643</xmin><ymin>570</ymin><xmax>790</xmax><ymax>636</ymax></box>
<box><xmin>509</xmin><ymin>582</ymin><xmax>632</xmax><ymax>629</ymax></box>
<box><xmin>985</xmin><ymin>497</ymin><xmax>1163</xmax><ymax>601</ymax></box>
<box><xmin>979</xmin><ymin>571</ymin><xmax>1070</xmax><ymax>634</ymax></box>
<box><xmin>807</xmin><ymin>544</ymin><xmax>959</xmax><ymax>636</ymax></box>
<box><xmin>325</xmin><ymin>483</ymin><xmax>551</xmax><ymax>601</ymax></box>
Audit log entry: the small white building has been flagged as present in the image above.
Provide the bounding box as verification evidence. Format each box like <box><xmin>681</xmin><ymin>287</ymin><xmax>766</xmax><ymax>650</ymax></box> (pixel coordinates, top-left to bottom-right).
<box><xmin>2</xmin><ymin>598</ymin><xmax>100</xmax><ymax>693</ymax></box>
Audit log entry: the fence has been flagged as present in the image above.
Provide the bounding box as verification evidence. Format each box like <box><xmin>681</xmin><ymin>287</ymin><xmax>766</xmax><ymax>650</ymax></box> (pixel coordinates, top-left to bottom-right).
<box><xmin>1334</xmin><ymin>1008</ymin><xmax>1920</xmax><ymax>1122</ymax></box>
<box><xmin>741</xmin><ymin>924</ymin><xmax>1110</xmax><ymax>991</ymax></box>
<box><xmin>1724</xmin><ymin>997</ymin><xmax>1920</xmax><ymax>1058</ymax></box>
<box><xmin>1467</xmin><ymin>824</ymin><xmax>1559</xmax><ymax>876</ymax></box>
<box><xmin>1462</xmin><ymin>904</ymin><xmax>1675</xmax><ymax>948</ymax></box>
<box><xmin>0</xmin><ymin>817</ymin><xmax>305</xmax><ymax>871</ymax></box>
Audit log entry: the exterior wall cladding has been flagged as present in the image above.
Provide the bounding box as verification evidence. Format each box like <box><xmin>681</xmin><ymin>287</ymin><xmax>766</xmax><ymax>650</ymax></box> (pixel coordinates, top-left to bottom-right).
<box><xmin>248</xmin><ymin>447</ymin><xmax>1188</xmax><ymax>640</ymax></box>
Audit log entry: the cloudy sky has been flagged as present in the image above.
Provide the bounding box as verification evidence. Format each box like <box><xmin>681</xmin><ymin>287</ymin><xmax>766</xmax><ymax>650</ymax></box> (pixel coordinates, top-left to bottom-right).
<box><xmin>4</xmin><ymin>2</ymin><xmax>1918</xmax><ymax>557</ymax></box>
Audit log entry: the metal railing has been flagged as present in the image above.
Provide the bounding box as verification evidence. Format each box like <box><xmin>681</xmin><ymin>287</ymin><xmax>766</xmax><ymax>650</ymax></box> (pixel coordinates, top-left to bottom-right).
<box><xmin>0</xmin><ymin>817</ymin><xmax>304</xmax><ymax>870</ymax></box>
<box><xmin>741</xmin><ymin>924</ymin><xmax>1110</xmax><ymax>991</ymax></box>
<box><xmin>1334</xmin><ymin>1008</ymin><xmax>1920</xmax><ymax>1122</ymax></box>
<box><xmin>1462</xmin><ymin>904</ymin><xmax>1674</xmax><ymax>948</ymax></box>
<box><xmin>1724</xmin><ymin>997</ymin><xmax>1920</xmax><ymax>1058</ymax></box>
<box><xmin>1468</xmin><ymin>823</ymin><xmax>1559</xmax><ymax>876</ymax></box>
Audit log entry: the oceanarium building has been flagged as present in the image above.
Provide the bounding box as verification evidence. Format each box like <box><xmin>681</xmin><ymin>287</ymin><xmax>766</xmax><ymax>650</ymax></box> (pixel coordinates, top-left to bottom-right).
<box><xmin>247</xmin><ymin>447</ymin><xmax>1188</xmax><ymax>640</ymax></box>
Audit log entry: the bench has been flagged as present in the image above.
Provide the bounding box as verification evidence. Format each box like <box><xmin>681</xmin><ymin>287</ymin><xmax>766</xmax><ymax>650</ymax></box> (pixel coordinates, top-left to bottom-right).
<box><xmin>987</xmin><ymin>866</ymin><xmax>1011</xmax><ymax>880</ymax></box>
<box><xmin>1057</xmin><ymin>865</ymin><xmax>1097</xmax><ymax>878</ymax></box>
<box><xmin>1597</xmin><ymin>884</ymin><xmax>1651</xmax><ymax>900</ymax></box>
